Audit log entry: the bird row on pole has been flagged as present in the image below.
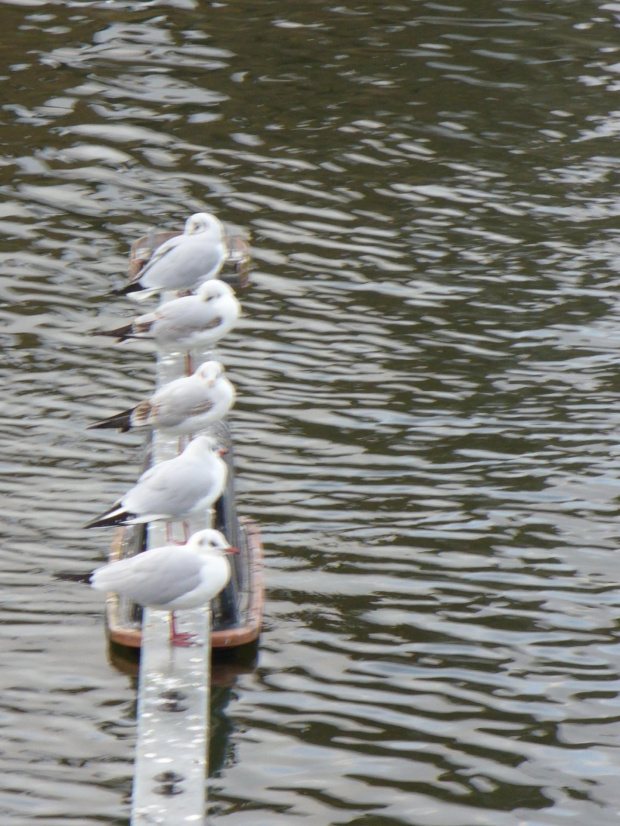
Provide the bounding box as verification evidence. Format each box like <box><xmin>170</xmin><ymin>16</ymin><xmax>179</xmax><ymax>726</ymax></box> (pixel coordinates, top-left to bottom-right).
<box><xmin>86</xmin><ymin>212</ymin><xmax>243</xmax><ymax>647</ymax></box>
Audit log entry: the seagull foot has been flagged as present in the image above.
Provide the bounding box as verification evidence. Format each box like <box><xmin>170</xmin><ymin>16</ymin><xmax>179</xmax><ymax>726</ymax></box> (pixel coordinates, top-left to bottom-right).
<box><xmin>170</xmin><ymin>631</ymin><xmax>198</xmax><ymax>647</ymax></box>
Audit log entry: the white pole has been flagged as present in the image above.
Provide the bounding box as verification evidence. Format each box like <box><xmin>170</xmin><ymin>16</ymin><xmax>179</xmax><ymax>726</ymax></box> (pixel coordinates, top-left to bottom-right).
<box><xmin>131</xmin><ymin>348</ymin><xmax>214</xmax><ymax>825</ymax></box>
<box><xmin>131</xmin><ymin>600</ymin><xmax>211</xmax><ymax>825</ymax></box>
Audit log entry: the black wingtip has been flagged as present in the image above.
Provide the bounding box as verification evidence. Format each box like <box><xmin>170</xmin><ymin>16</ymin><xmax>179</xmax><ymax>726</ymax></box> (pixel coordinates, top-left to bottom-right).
<box><xmin>87</xmin><ymin>407</ymin><xmax>134</xmax><ymax>433</ymax></box>
<box><xmin>110</xmin><ymin>281</ymin><xmax>143</xmax><ymax>298</ymax></box>
<box><xmin>53</xmin><ymin>571</ymin><xmax>93</xmax><ymax>584</ymax></box>
<box><xmin>84</xmin><ymin>508</ymin><xmax>133</xmax><ymax>529</ymax></box>
<box><xmin>94</xmin><ymin>324</ymin><xmax>133</xmax><ymax>342</ymax></box>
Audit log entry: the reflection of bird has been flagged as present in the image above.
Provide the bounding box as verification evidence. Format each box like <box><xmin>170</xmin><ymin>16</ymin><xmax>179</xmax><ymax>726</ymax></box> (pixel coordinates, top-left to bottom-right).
<box><xmin>88</xmin><ymin>360</ymin><xmax>235</xmax><ymax>435</ymax></box>
<box><xmin>85</xmin><ymin>435</ymin><xmax>227</xmax><ymax>529</ymax></box>
<box><xmin>115</xmin><ymin>212</ymin><xmax>228</xmax><ymax>298</ymax></box>
<box><xmin>98</xmin><ymin>279</ymin><xmax>240</xmax><ymax>352</ymax></box>
<box><xmin>90</xmin><ymin>529</ymin><xmax>239</xmax><ymax>647</ymax></box>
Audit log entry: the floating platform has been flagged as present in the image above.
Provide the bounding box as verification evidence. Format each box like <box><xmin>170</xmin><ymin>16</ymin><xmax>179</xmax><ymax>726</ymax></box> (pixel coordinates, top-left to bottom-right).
<box><xmin>103</xmin><ymin>226</ymin><xmax>263</xmax><ymax>656</ymax></box>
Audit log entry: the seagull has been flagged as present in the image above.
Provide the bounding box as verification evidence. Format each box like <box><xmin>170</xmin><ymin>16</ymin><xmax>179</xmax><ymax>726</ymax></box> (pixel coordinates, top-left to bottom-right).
<box><xmin>115</xmin><ymin>212</ymin><xmax>228</xmax><ymax>299</ymax></box>
<box><xmin>98</xmin><ymin>279</ymin><xmax>241</xmax><ymax>353</ymax></box>
<box><xmin>90</xmin><ymin>528</ymin><xmax>239</xmax><ymax>646</ymax></box>
<box><xmin>88</xmin><ymin>360</ymin><xmax>236</xmax><ymax>435</ymax></box>
<box><xmin>85</xmin><ymin>435</ymin><xmax>227</xmax><ymax>529</ymax></box>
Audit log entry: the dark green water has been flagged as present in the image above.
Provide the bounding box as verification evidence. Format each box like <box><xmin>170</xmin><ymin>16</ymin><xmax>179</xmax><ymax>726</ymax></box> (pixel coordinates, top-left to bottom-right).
<box><xmin>1</xmin><ymin>1</ymin><xmax>620</xmax><ymax>823</ymax></box>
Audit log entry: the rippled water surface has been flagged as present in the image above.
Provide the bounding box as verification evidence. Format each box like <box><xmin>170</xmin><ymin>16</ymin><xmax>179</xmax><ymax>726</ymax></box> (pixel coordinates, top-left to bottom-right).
<box><xmin>2</xmin><ymin>1</ymin><xmax>620</xmax><ymax>823</ymax></box>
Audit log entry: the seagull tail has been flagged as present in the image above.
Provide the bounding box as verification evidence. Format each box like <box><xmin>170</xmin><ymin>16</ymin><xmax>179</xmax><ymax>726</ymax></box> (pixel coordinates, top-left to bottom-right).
<box><xmin>109</xmin><ymin>282</ymin><xmax>159</xmax><ymax>302</ymax></box>
<box><xmin>87</xmin><ymin>407</ymin><xmax>135</xmax><ymax>433</ymax></box>
<box><xmin>94</xmin><ymin>324</ymin><xmax>134</xmax><ymax>343</ymax></box>
<box><xmin>53</xmin><ymin>571</ymin><xmax>92</xmax><ymax>584</ymax></box>
<box><xmin>110</xmin><ymin>281</ymin><xmax>143</xmax><ymax>297</ymax></box>
<box><xmin>84</xmin><ymin>504</ymin><xmax>134</xmax><ymax>529</ymax></box>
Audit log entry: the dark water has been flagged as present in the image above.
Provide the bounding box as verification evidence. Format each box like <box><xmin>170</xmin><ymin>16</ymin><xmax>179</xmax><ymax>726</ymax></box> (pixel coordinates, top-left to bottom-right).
<box><xmin>2</xmin><ymin>0</ymin><xmax>620</xmax><ymax>823</ymax></box>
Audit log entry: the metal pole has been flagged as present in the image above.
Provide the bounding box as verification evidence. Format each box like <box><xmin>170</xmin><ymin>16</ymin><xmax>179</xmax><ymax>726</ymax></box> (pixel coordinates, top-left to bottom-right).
<box><xmin>131</xmin><ymin>601</ymin><xmax>211</xmax><ymax>825</ymax></box>
<box><xmin>131</xmin><ymin>348</ymin><xmax>214</xmax><ymax>825</ymax></box>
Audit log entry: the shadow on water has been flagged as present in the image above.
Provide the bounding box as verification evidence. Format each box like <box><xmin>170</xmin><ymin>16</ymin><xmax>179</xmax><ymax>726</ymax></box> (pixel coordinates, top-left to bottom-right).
<box><xmin>1</xmin><ymin>0</ymin><xmax>620</xmax><ymax>824</ymax></box>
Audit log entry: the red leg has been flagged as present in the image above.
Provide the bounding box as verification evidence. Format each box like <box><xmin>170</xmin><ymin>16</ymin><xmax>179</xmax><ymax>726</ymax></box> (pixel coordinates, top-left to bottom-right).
<box><xmin>169</xmin><ymin>612</ymin><xmax>197</xmax><ymax>647</ymax></box>
<box><xmin>165</xmin><ymin>523</ymin><xmax>185</xmax><ymax>546</ymax></box>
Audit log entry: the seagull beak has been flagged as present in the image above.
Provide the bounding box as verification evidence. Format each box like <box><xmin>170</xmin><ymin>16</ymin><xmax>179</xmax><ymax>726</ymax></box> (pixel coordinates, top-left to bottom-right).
<box><xmin>218</xmin><ymin>447</ymin><xmax>228</xmax><ymax>456</ymax></box>
<box><xmin>225</xmin><ymin>546</ymin><xmax>240</xmax><ymax>555</ymax></box>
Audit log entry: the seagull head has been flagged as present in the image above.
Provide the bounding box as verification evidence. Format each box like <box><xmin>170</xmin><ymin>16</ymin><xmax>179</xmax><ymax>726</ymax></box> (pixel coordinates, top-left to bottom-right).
<box><xmin>183</xmin><ymin>434</ymin><xmax>225</xmax><ymax>458</ymax></box>
<box><xmin>184</xmin><ymin>212</ymin><xmax>223</xmax><ymax>239</ymax></box>
<box><xmin>187</xmin><ymin>528</ymin><xmax>239</xmax><ymax>555</ymax></box>
<box><xmin>195</xmin><ymin>360</ymin><xmax>224</xmax><ymax>387</ymax></box>
<box><xmin>196</xmin><ymin>278</ymin><xmax>235</xmax><ymax>302</ymax></box>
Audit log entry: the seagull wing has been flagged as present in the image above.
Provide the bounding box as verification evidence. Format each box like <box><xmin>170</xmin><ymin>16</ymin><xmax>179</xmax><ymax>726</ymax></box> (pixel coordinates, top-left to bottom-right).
<box><xmin>151</xmin><ymin>379</ymin><xmax>215</xmax><ymax>429</ymax></box>
<box><xmin>150</xmin><ymin>297</ymin><xmax>221</xmax><ymax>342</ymax></box>
<box><xmin>123</xmin><ymin>454</ymin><xmax>217</xmax><ymax>518</ymax></box>
<box><xmin>130</xmin><ymin>234</ymin><xmax>188</xmax><ymax>285</ymax></box>
<box><xmin>91</xmin><ymin>548</ymin><xmax>204</xmax><ymax>607</ymax></box>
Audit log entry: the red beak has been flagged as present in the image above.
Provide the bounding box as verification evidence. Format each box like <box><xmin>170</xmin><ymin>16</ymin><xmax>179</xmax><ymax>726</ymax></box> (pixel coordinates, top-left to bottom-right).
<box><xmin>218</xmin><ymin>448</ymin><xmax>228</xmax><ymax>456</ymax></box>
<box><xmin>225</xmin><ymin>546</ymin><xmax>240</xmax><ymax>555</ymax></box>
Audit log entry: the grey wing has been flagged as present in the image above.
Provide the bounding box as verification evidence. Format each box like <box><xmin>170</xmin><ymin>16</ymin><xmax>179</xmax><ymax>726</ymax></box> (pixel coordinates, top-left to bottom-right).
<box><xmin>153</xmin><ymin>379</ymin><xmax>214</xmax><ymax>427</ymax></box>
<box><xmin>124</xmin><ymin>457</ymin><xmax>206</xmax><ymax>516</ymax></box>
<box><xmin>92</xmin><ymin>549</ymin><xmax>203</xmax><ymax>607</ymax></box>
<box><xmin>136</xmin><ymin>235</ymin><xmax>187</xmax><ymax>281</ymax></box>
<box><xmin>152</xmin><ymin>298</ymin><xmax>219</xmax><ymax>342</ymax></box>
<box><xmin>189</xmin><ymin>241</ymin><xmax>227</xmax><ymax>281</ymax></box>
<box><xmin>141</xmin><ymin>234</ymin><xmax>222</xmax><ymax>291</ymax></box>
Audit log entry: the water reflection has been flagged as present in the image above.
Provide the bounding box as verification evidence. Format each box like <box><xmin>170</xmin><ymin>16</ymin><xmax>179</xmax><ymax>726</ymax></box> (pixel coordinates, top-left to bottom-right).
<box><xmin>1</xmin><ymin>0</ymin><xmax>620</xmax><ymax>824</ymax></box>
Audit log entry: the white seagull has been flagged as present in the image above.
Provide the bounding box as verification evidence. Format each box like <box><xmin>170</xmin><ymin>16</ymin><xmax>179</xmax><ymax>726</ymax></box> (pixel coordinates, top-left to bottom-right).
<box><xmin>90</xmin><ymin>528</ymin><xmax>239</xmax><ymax>646</ymax></box>
<box><xmin>85</xmin><ymin>435</ymin><xmax>227</xmax><ymax>529</ymax></box>
<box><xmin>115</xmin><ymin>212</ymin><xmax>228</xmax><ymax>299</ymax></box>
<box><xmin>88</xmin><ymin>360</ymin><xmax>236</xmax><ymax>435</ymax></box>
<box><xmin>98</xmin><ymin>279</ymin><xmax>240</xmax><ymax>352</ymax></box>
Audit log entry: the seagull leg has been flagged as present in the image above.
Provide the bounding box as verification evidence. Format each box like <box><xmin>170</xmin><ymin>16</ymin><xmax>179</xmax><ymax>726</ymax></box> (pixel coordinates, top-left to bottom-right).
<box><xmin>165</xmin><ymin>522</ymin><xmax>186</xmax><ymax>545</ymax></box>
<box><xmin>169</xmin><ymin>612</ymin><xmax>197</xmax><ymax>647</ymax></box>
<box><xmin>184</xmin><ymin>351</ymin><xmax>193</xmax><ymax>375</ymax></box>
